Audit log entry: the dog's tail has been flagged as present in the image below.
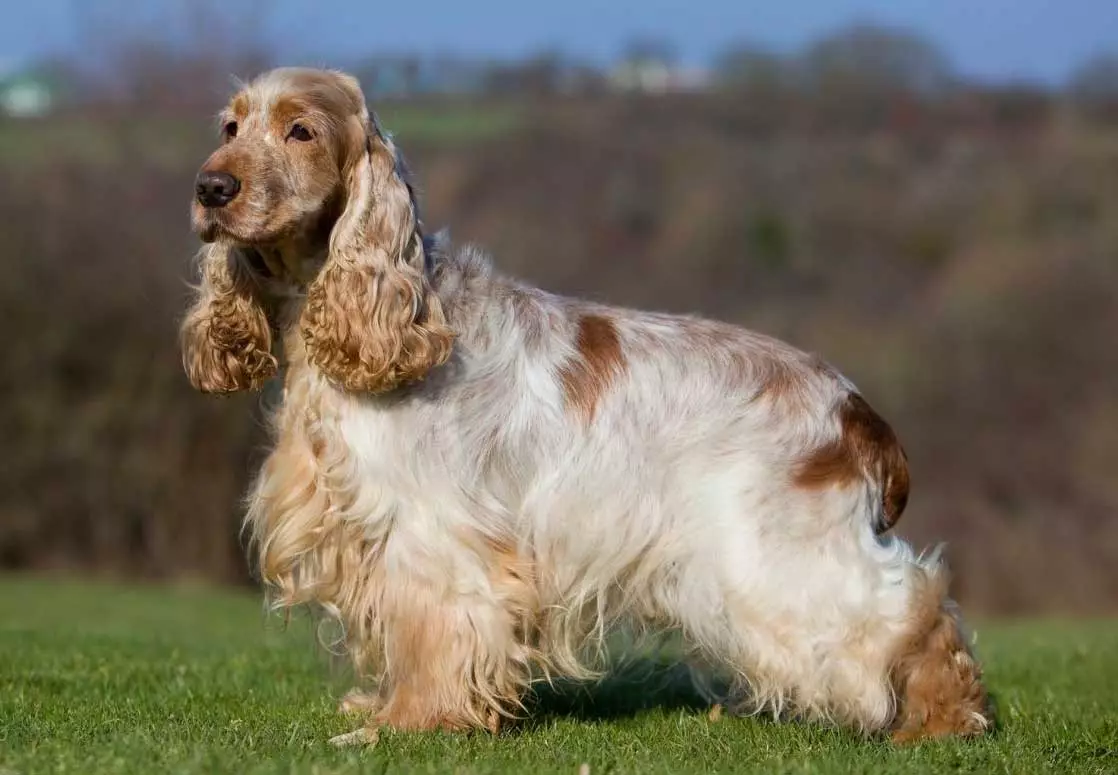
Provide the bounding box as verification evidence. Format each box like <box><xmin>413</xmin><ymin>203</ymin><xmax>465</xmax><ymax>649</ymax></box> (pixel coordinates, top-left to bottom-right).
<box><xmin>793</xmin><ymin>392</ymin><xmax>910</xmax><ymax>534</ymax></box>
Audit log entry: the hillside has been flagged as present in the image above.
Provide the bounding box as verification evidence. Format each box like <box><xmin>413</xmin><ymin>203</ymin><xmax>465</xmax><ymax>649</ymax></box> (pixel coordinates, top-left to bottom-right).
<box><xmin>1</xmin><ymin>95</ymin><xmax>1116</xmax><ymax>612</ymax></box>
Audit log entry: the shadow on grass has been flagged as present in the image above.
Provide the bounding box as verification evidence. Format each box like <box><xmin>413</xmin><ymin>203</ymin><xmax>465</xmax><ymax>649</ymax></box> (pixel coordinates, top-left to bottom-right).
<box><xmin>518</xmin><ymin>657</ymin><xmax>725</xmax><ymax>727</ymax></box>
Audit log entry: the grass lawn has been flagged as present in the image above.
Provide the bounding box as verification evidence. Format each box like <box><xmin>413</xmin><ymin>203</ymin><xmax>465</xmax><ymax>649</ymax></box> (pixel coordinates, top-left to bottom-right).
<box><xmin>0</xmin><ymin>576</ymin><xmax>1115</xmax><ymax>774</ymax></box>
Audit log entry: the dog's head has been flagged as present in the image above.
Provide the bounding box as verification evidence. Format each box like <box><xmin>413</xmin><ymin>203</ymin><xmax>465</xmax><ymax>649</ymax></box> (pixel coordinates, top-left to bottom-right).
<box><xmin>182</xmin><ymin>67</ymin><xmax>453</xmax><ymax>395</ymax></box>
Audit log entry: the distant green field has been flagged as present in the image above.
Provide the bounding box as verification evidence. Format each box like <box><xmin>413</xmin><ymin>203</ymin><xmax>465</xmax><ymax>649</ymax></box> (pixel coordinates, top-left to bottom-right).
<box><xmin>377</xmin><ymin>102</ymin><xmax>525</xmax><ymax>144</ymax></box>
<box><xmin>0</xmin><ymin>576</ymin><xmax>1115</xmax><ymax>774</ymax></box>
<box><xmin>0</xmin><ymin>103</ymin><xmax>522</xmax><ymax>167</ymax></box>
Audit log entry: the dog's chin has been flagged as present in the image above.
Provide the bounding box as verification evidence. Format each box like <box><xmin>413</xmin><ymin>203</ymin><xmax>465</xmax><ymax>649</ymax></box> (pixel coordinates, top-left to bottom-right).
<box><xmin>194</xmin><ymin>212</ymin><xmax>271</xmax><ymax>247</ymax></box>
<box><xmin>193</xmin><ymin>209</ymin><xmax>231</xmax><ymax>244</ymax></box>
<box><xmin>197</xmin><ymin>221</ymin><xmax>221</xmax><ymax>244</ymax></box>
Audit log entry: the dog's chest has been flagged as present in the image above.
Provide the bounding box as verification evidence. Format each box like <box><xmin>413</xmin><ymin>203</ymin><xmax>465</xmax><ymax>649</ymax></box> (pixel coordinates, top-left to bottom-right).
<box><xmin>304</xmin><ymin>378</ymin><xmax>449</xmax><ymax>502</ymax></box>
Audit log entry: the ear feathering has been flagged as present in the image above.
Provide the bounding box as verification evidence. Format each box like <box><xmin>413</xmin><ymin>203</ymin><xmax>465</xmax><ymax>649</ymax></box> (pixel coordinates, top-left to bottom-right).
<box><xmin>300</xmin><ymin>102</ymin><xmax>453</xmax><ymax>393</ymax></box>
<box><xmin>180</xmin><ymin>242</ymin><xmax>277</xmax><ymax>393</ymax></box>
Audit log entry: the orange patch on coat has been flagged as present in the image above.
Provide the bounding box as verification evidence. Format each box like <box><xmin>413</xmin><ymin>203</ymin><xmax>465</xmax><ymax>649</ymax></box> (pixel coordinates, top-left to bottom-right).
<box><xmin>793</xmin><ymin>392</ymin><xmax>910</xmax><ymax>532</ymax></box>
<box><xmin>559</xmin><ymin>314</ymin><xmax>626</xmax><ymax>423</ymax></box>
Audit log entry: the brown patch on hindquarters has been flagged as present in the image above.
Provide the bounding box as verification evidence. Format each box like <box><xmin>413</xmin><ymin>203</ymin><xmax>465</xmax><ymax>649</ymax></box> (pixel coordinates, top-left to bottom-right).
<box><xmin>792</xmin><ymin>392</ymin><xmax>910</xmax><ymax>532</ymax></box>
<box><xmin>889</xmin><ymin>569</ymin><xmax>992</xmax><ymax>743</ymax></box>
<box><xmin>749</xmin><ymin>352</ymin><xmax>829</xmax><ymax>406</ymax></box>
<box><xmin>559</xmin><ymin>313</ymin><xmax>626</xmax><ymax>423</ymax></box>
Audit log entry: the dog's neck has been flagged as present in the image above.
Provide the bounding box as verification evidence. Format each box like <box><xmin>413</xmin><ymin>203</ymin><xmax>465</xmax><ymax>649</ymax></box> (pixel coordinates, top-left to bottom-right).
<box><xmin>243</xmin><ymin>198</ymin><xmax>341</xmax><ymax>288</ymax></box>
<box><xmin>254</xmin><ymin>240</ymin><xmax>327</xmax><ymax>287</ymax></box>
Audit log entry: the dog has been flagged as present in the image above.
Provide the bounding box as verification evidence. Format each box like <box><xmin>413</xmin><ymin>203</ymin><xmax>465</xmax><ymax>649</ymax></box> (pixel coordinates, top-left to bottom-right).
<box><xmin>180</xmin><ymin>67</ymin><xmax>991</xmax><ymax>743</ymax></box>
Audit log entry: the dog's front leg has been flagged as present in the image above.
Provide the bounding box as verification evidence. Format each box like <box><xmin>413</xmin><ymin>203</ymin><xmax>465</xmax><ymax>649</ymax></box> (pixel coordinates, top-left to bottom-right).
<box><xmin>334</xmin><ymin>541</ymin><xmax>536</xmax><ymax>740</ymax></box>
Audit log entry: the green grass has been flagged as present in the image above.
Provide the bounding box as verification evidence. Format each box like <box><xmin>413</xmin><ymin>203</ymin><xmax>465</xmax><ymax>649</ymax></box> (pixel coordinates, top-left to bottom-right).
<box><xmin>0</xmin><ymin>577</ymin><xmax>1115</xmax><ymax>774</ymax></box>
<box><xmin>0</xmin><ymin>104</ymin><xmax>521</xmax><ymax>168</ymax></box>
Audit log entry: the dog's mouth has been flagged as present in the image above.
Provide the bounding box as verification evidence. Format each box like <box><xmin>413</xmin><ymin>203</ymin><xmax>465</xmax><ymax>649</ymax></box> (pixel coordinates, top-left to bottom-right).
<box><xmin>194</xmin><ymin>207</ymin><xmax>236</xmax><ymax>244</ymax></box>
<box><xmin>193</xmin><ymin>205</ymin><xmax>267</xmax><ymax>246</ymax></box>
<box><xmin>192</xmin><ymin>213</ymin><xmax>279</xmax><ymax>280</ymax></box>
<box><xmin>194</xmin><ymin>206</ymin><xmax>308</xmax><ymax>251</ymax></box>
<box><xmin>192</xmin><ymin>197</ymin><xmax>335</xmax><ymax>287</ymax></box>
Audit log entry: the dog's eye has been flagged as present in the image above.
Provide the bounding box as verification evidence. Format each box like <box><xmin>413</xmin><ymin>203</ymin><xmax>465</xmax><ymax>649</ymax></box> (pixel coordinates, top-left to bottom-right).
<box><xmin>223</xmin><ymin>121</ymin><xmax>238</xmax><ymax>140</ymax></box>
<box><xmin>288</xmin><ymin>124</ymin><xmax>313</xmax><ymax>142</ymax></box>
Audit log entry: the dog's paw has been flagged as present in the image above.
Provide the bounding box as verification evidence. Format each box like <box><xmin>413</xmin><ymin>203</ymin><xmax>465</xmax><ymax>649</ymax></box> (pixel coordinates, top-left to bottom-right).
<box><xmin>328</xmin><ymin>727</ymin><xmax>378</xmax><ymax>747</ymax></box>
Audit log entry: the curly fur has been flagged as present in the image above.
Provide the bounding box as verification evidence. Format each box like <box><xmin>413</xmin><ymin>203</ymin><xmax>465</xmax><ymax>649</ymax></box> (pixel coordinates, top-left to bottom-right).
<box><xmin>888</xmin><ymin>563</ymin><xmax>991</xmax><ymax>741</ymax></box>
<box><xmin>182</xmin><ymin>67</ymin><xmax>993</xmax><ymax>743</ymax></box>
<box><xmin>180</xmin><ymin>242</ymin><xmax>276</xmax><ymax>393</ymax></box>
<box><xmin>300</xmin><ymin>136</ymin><xmax>453</xmax><ymax>391</ymax></box>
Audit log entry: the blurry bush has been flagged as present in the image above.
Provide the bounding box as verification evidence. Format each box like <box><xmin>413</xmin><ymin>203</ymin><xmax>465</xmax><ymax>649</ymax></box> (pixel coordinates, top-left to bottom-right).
<box><xmin>1</xmin><ymin>13</ymin><xmax>1116</xmax><ymax>612</ymax></box>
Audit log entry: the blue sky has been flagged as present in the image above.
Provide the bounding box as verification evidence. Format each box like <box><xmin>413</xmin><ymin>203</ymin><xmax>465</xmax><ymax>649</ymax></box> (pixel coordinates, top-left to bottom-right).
<box><xmin>4</xmin><ymin>0</ymin><xmax>1117</xmax><ymax>84</ymax></box>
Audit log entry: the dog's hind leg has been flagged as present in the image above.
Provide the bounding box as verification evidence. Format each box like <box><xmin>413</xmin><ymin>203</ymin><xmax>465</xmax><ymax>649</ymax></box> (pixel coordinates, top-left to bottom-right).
<box><xmin>696</xmin><ymin>486</ymin><xmax>991</xmax><ymax>738</ymax></box>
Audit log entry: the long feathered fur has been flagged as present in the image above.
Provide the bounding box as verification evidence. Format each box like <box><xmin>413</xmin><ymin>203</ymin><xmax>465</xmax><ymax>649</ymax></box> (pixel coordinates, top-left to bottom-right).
<box><xmin>181</xmin><ymin>67</ymin><xmax>992</xmax><ymax>742</ymax></box>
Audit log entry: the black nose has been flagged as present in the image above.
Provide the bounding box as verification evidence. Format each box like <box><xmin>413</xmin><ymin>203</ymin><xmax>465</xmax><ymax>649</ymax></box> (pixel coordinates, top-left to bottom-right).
<box><xmin>195</xmin><ymin>170</ymin><xmax>240</xmax><ymax>208</ymax></box>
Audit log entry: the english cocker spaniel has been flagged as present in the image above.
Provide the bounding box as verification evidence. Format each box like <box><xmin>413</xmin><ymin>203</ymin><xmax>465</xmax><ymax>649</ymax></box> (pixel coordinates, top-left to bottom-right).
<box><xmin>181</xmin><ymin>67</ymin><xmax>991</xmax><ymax>744</ymax></box>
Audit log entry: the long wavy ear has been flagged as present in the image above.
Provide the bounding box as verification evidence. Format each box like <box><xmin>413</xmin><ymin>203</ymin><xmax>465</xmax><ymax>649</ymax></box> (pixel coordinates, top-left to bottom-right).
<box><xmin>299</xmin><ymin>105</ymin><xmax>453</xmax><ymax>393</ymax></box>
<box><xmin>180</xmin><ymin>242</ymin><xmax>277</xmax><ymax>393</ymax></box>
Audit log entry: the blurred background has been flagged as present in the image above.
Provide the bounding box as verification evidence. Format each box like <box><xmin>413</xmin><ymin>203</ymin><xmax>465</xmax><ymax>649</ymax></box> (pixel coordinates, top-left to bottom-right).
<box><xmin>1</xmin><ymin>0</ymin><xmax>1116</xmax><ymax>614</ymax></box>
